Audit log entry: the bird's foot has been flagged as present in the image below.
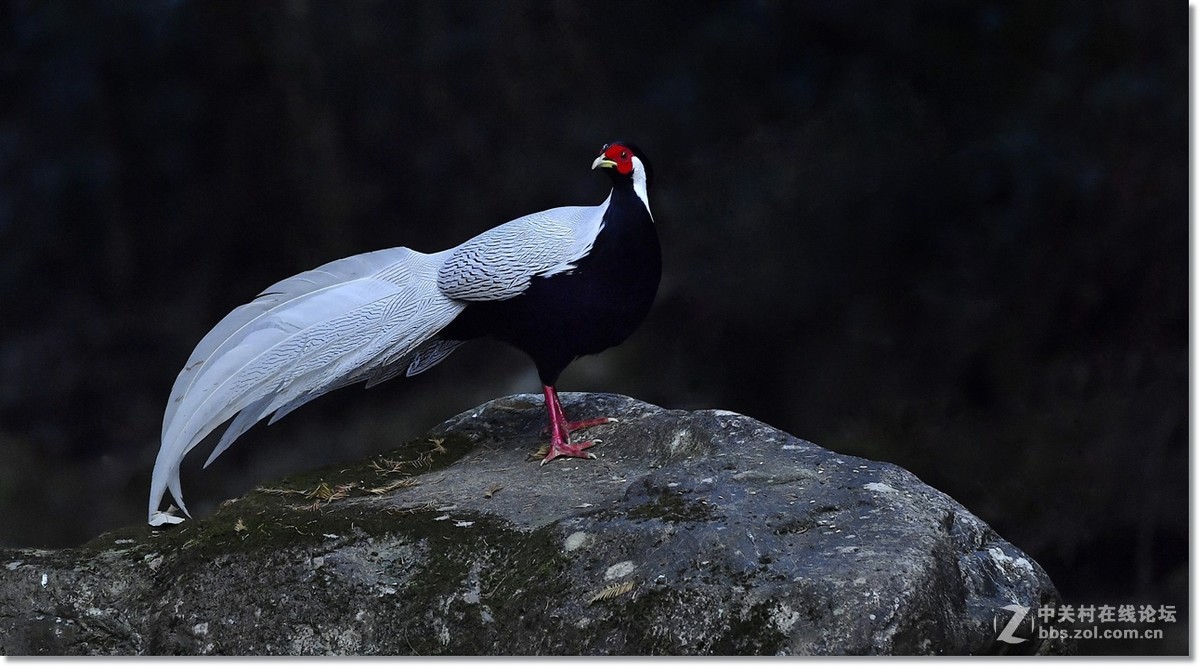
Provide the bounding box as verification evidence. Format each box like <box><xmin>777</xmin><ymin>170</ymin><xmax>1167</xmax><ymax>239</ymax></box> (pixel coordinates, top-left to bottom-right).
<box><xmin>536</xmin><ymin>385</ymin><xmax>610</xmax><ymax>464</ymax></box>
<box><xmin>540</xmin><ymin>438</ymin><xmax>598</xmax><ymax>465</ymax></box>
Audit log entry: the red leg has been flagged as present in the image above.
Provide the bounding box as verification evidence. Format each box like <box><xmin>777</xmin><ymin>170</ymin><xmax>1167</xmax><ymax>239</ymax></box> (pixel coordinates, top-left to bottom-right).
<box><xmin>540</xmin><ymin>385</ymin><xmax>601</xmax><ymax>464</ymax></box>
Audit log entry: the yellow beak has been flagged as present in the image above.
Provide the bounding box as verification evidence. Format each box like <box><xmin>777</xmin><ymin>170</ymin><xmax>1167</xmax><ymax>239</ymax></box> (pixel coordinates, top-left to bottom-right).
<box><xmin>592</xmin><ymin>156</ymin><xmax>617</xmax><ymax>170</ymax></box>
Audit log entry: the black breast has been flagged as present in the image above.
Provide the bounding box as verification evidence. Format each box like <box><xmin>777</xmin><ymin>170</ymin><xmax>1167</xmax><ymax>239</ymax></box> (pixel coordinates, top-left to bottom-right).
<box><xmin>441</xmin><ymin>188</ymin><xmax>661</xmax><ymax>385</ymax></box>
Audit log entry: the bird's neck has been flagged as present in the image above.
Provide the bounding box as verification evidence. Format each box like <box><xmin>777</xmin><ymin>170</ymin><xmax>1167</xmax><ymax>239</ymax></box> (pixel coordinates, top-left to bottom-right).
<box><xmin>608</xmin><ymin>180</ymin><xmax>652</xmax><ymax>223</ymax></box>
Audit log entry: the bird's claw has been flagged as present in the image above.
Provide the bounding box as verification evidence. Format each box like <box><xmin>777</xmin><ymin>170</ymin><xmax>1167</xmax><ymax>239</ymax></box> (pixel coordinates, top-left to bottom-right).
<box><xmin>540</xmin><ymin>439</ymin><xmax>598</xmax><ymax>465</ymax></box>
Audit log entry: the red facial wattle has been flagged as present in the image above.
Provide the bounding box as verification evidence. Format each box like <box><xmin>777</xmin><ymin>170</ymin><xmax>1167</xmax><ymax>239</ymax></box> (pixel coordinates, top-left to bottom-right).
<box><xmin>603</xmin><ymin>144</ymin><xmax>635</xmax><ymax>175</ymax></box>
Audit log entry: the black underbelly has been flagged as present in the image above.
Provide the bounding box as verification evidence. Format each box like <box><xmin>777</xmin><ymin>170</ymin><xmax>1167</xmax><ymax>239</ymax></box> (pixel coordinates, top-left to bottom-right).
<box><xmin>441</xmin><ymin>234</ymin><xmax>661</xmax><ymax>384</ymax></box>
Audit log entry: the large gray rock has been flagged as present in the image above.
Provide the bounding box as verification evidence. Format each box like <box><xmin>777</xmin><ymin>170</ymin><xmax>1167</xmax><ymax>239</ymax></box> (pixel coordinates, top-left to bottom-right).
<box><xmin>0</xmin><ymin>393</ymin><xmax>1068</xmax><ymax>655</ymax></box>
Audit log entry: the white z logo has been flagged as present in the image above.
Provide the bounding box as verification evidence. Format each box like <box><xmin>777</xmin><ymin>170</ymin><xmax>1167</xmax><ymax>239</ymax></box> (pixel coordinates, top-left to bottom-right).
<box><xmin>996</xmin><ymin>604</ymin><xmax>1030</xmax><ymax>644</ymax></box>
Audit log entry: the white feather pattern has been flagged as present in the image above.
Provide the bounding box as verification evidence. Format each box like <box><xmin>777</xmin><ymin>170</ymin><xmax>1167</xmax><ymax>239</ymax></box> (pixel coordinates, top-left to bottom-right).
<box><xmin>150</xmin><ymin>247</ymin><xmax>463</xmax><ymax>522</ymax></box>
<box><xmin>437</xmin><ymin>200</ymin><xmax>608</xmax><ymax>301</ymax></box>
<box><xmin>404</xmin><ymin>338</ymin><xmax>465</xmax><ymax>377</ymax></box>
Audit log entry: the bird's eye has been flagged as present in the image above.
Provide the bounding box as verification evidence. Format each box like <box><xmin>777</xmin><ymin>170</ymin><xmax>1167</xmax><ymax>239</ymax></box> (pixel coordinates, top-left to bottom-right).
<box><xmin>620</xmin><ymin>151</ymin><xmax>629</xmax><ymax>159</ymax></box>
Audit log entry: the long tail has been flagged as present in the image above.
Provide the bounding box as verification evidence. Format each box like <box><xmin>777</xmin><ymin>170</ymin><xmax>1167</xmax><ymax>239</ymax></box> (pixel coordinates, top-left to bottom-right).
<box><xmin>149</xmin><ymin>247</ymin><xmax>465</xmax><ymax>524</ymax></box>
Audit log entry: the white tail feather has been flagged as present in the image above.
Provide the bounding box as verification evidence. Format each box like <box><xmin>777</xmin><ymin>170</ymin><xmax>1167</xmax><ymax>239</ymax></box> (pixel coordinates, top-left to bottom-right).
<box><xmin>403</xmin><ymin>339</ymin><xmax>465</xmax><ymax>378</ymax></box>
<box><xmin>149</xmin><ymin>247</ymin><xmax>463</xmax><ymax>522</ymax></box>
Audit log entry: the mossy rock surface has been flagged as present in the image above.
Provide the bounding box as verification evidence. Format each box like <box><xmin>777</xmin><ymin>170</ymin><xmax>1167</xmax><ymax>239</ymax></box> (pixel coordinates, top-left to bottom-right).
<box><xmin>0</xmin><ymin>393</ymin><xmax>1069</xmax><ymax>655</ymax></box>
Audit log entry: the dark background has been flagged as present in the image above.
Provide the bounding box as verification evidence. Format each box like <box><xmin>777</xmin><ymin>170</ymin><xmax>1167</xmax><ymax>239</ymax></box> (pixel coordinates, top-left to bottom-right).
<box><xmin>0</xmin><ymin>0</ymin><xmax>1187</xmax><ymax>655</ymax></box>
